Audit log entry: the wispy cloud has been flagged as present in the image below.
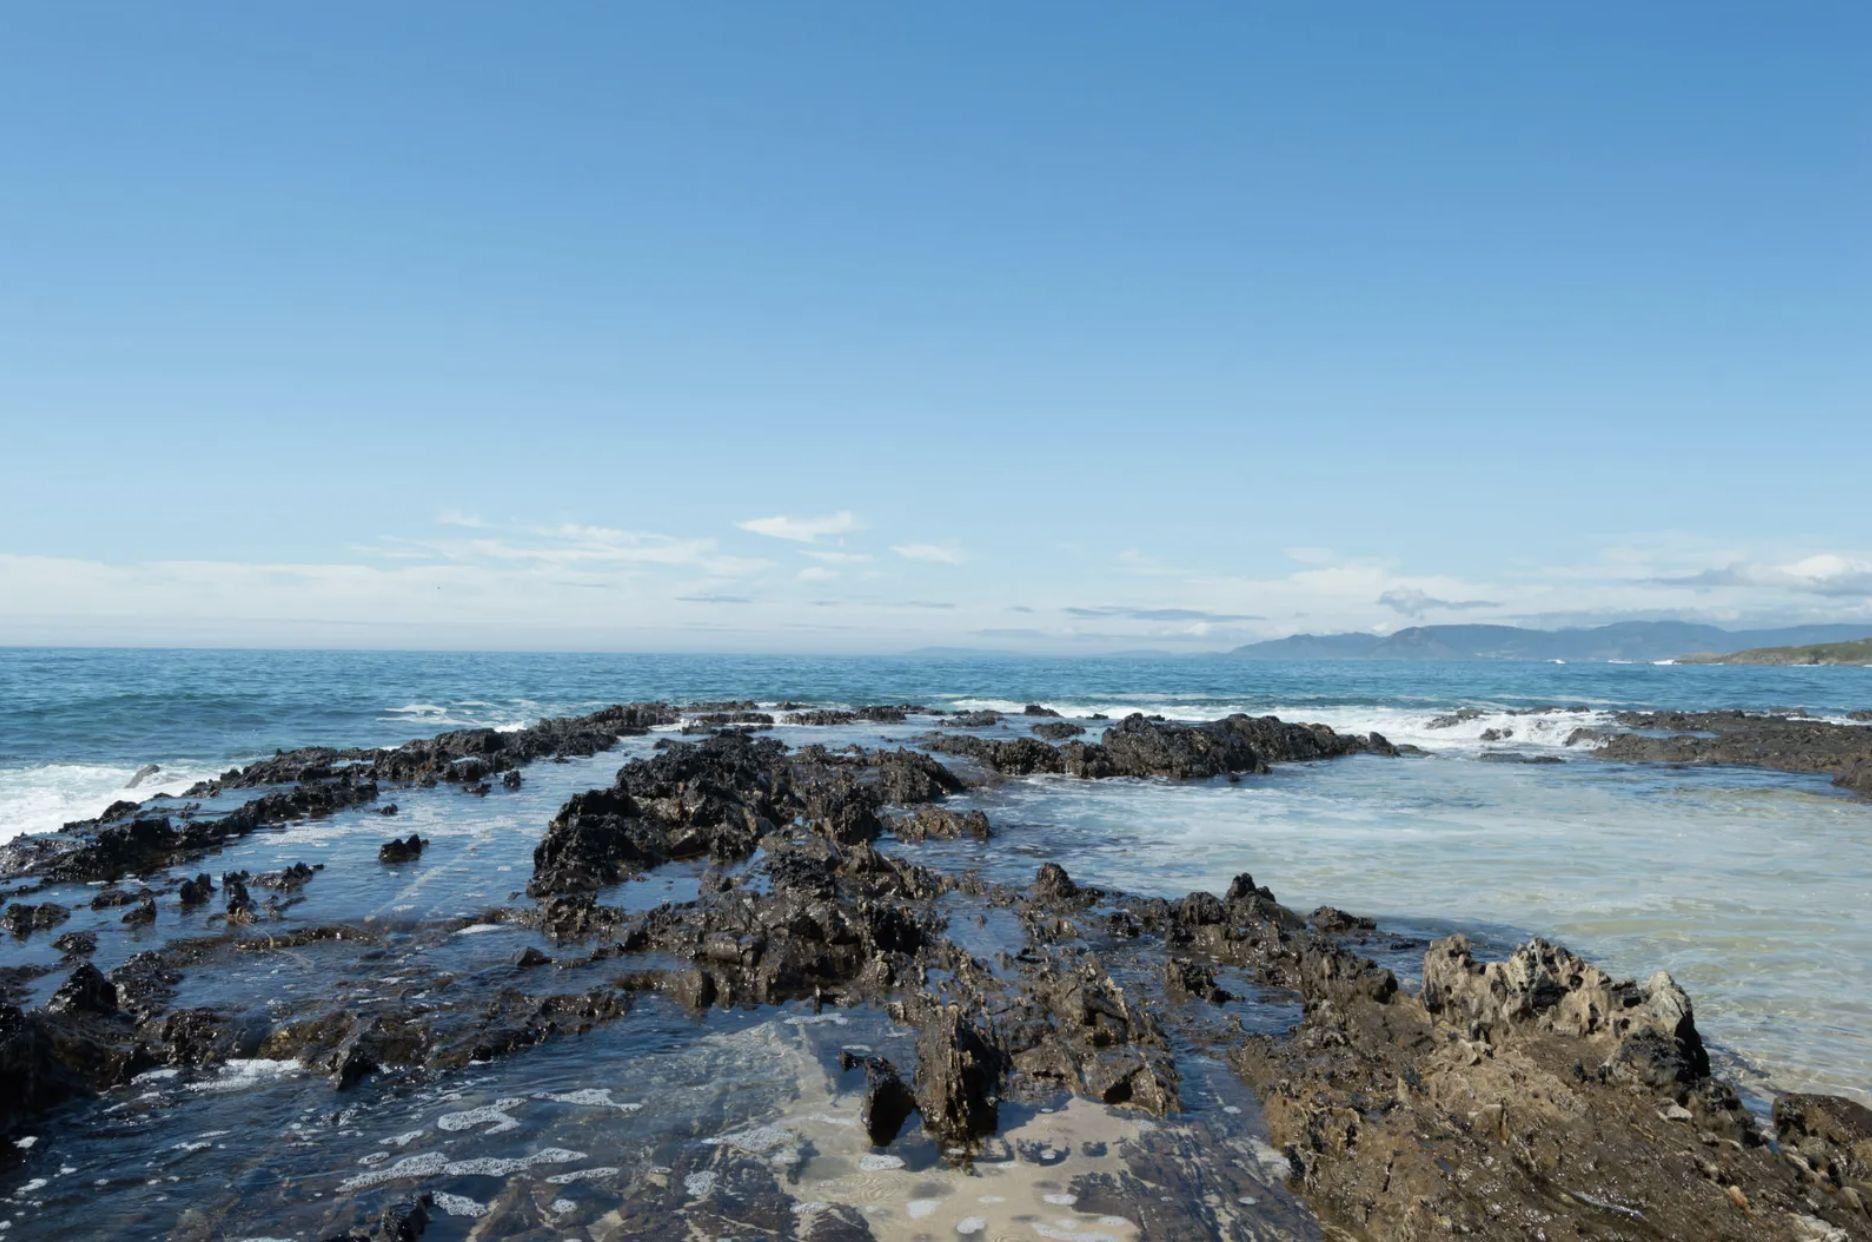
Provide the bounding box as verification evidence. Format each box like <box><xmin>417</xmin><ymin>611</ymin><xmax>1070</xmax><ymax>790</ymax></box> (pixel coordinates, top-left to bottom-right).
<box><xmin>801</xmin><ymin>549</ymin><xmax>873</xmax><ymax>564</ymax></box>
<box><xmin>1650</xmin><ymin>554</ymin><xmax>1872</xmax><ymax>598</ymax></box>
<box><xmin>374</xmin><ymin>523</ymin><xmax>771</xmax><ymax>578</ymax></box>
<box><xmin>737</xmin><ymin>511</ymin><xmax>860</xmax><ymax>543</ymax></box>
<box><xmin>892</xmin><ymin>542</ymin><xmax>966</xmax><ymax>565</ymax></box>
<box><xmin>1376</xmin><ymin>588</ymin><xmax>1500</xmax><ymax>618</ymax></box>
<box><xmin>1065</xmin><ymin>605</ymin><xmax>1263</xmax><ymax>622</ymax></box>
<box><xmin>796</xmin><ymin>565</ymin><xmax>839</xmax><ymax>583</ymax></box>
<box><xmin>437</xmin><ymin>508</ymin><xmax>489</xmax><ymax>529</ymax></box>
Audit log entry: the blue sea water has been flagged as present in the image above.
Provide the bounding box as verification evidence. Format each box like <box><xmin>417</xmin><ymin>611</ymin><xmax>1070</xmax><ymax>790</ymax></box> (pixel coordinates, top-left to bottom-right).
<box><xmin>4</xmin><ymin>646</ymin><xmax>1869</xmax><ymax>777</ymax></box>
<box><xmin>2</xmin><ymin>646</ymin><xmax>1870</xmax><ymax>1109</ymax></box>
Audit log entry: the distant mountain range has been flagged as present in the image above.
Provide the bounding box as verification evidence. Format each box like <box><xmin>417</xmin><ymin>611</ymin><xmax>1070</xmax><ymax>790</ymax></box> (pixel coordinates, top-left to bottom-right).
<box><xmin>1226</xmin><ymin>621</ymin><xmax>1872</xmax><ymax>662</ymax></box>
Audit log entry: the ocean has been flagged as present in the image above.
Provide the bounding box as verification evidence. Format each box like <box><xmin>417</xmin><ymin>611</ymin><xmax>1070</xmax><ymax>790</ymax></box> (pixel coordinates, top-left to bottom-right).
<box><xmin>1</xmin><ymin>647</ymin><xmax>1869</xmax><ymax>1236</ymax></box>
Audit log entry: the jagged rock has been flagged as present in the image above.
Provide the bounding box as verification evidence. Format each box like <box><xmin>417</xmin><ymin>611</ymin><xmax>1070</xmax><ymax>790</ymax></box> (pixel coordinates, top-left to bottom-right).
<box><xmin>1308</xmin><ymin>906</ymin><xmax>1375</xmax><ymax>934</ymax></box>
<box><xmin>322</xmin><ymin>1193</ymin><xmax>433</xmax><ymax>1241</ymax></box>
<box><xmin>124</xmin><ymin>763</ymin><xmax>162</xmax><ymax>789</ymax></box>
<box><xmin>927</xmin><ymin>713</ymin><xmax>1391</xmax><ymax>781</ymax></box>
<box><xmin>1032</xmin><ymin>863</ymin><xmax>1080</xmax><ymax>904</ymax></box>
<box><xmin>223</xmin><ymin>876</ymin><xmax>257</xmax><ymax>924</ymax></box>
<box><xmin>378</xmin><ymin>834</ymin><xmax>427</xmax><ymax>864</ymax></box>
<box><xmin>178</xmin><ymin>872</ymin><xmax>215</xmax><ymax>905</ymax></box>
<box><xmin>255</xmin><ymin>861</ymin><xmax>318</xmax><ymax>889</ymax></box>
<box><xmin>3</xmin><ymin>903</ymin><xmax>69</xmax><ymax>937</ymax></box>
<box><xmin>914</xmin><ymin>1009</ymin><xmax>1002</xmax><ymax>1148</ymax></box>
<box><xmin>890</xmin><ymin>806</ymin><xmax>991</xmax><ymax>843</ymax></box>
<box><xmin>1775</xmin><ymin>1093</ymin><xmax>1872</xmax><ymax>1192</ymax></box>
<box><xmin>121</xmin><ymin>896</ymin><xmax>156</xmax><ymax>927</ymax></box>
<box><xmin>1032</xmin><ymin>721</ymin><xmax>1085</xmax><ymax>740</ymax></box>
<box><xmin>1422</xmin><ymin>935</ymin><xmax>1709</xmax><ymax>1084</ymax></box>
<box><xmin>48</xmin><ymin>964</ymin><xmax>117</xmax><ymax>1015</ymax></box>
<box><xmin>1584</xmin><ymin>710</ymin><xmax>1872</xmax><ymax>799</ymax></box>
<box><xmin>848</xmin><ymin>1054</ymin><xmax>916</xmax><ymax>1146</ymax></box>
<box><xmin>1164</xmin><ymin>957</ymin><xmax>1232</xmax><ymax>1003</ymax></box>
<box><xmin>945</xmin><ymin>711</ymin><xmax>1003</xmax><ymax>728</ymax></box>
<box><xmin>51</xmin><ymin>930</ymin><xmax>96</xmax><ymax>957</ymax></box>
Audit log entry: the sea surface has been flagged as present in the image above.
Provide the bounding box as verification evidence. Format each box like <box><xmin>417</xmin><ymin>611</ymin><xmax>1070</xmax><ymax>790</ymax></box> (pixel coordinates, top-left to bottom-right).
<box><xmin>1</xmin><ymin>647</ymin><xmax>1870</xmax><ymax>1237</ymax></box>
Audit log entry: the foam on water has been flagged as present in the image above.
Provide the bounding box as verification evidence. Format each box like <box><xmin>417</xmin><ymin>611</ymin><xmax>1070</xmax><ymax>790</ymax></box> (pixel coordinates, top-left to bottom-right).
<box><xmin>0</xmin><ymin>761</ymin><xmax>228</xmax><ymax>844</ymax></box>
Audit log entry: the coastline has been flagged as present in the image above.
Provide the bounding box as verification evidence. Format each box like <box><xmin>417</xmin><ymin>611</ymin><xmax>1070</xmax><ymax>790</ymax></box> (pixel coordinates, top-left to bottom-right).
<box><xmin>1</xmin><ymin>694</ymin><xmax>1868</xmax><ymax>1237</ymax></box>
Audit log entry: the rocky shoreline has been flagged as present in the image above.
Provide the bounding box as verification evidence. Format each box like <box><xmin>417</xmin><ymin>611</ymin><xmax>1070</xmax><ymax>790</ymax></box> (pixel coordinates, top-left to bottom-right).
<box><xmin>1571</xmin><ymin>709</ymin><xmax>1872</xmax><ymax>798</ymax></box>
<box><xmin>1</xmin><ymin>703</ymin><xmax>1868</xmax><ymax>1238</ymax></box>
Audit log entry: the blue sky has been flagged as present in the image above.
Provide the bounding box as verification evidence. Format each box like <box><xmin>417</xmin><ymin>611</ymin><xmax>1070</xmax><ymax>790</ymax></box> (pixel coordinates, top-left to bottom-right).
<box><xmin>2</xmin><ymin>2</ymin><xmax>1868</xmax><ymax>651</ymax></box>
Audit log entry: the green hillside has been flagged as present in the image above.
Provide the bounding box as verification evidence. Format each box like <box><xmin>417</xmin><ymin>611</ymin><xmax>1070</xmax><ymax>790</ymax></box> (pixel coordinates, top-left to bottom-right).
<box><xmin>1679</xmin><ymin>636</ymin><xmax>1872</xmax><ymax>666</ymax></box>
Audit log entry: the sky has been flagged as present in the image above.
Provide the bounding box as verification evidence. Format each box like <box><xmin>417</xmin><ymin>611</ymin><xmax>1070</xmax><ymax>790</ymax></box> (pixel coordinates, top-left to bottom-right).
<box><xmin>2</xmin><ymin>2</ymin><xmax>1868</xmax><ymax>653</ymax></box>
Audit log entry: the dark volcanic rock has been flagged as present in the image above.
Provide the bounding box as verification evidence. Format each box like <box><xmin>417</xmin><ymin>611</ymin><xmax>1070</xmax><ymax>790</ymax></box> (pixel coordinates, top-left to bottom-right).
<box><xmin>3</xmin><ymin>903</ymin><xmax>69</xmax><ymax>937</ymax></box>
<box><xmin>2</xmin><ymin>778</ymin><xmax>379</xmax><ymax>885</ymax></box>
<box><xmin>789</xmin><ymin>709</ymin><xmax>859</xmax><ymax>726</ymax></box>
<box><xmin>1775</xmin><ymin>1092</ymin><xmax>1872</xmax><ymax>1200</ymax></box>
<box><xmin>255</xmin><ymin>861</ymin><xmax>319</xmax><ymax>889</ymax></box>
<box><xmin>1032</xmin><ymin>862</ymin><xmax>1081</xmax><ymax>904</ymax></box>
<box><xmin>1022</xmin><ymin>704</ymin><xmax>1060</xmax><ymax>717</ymax></box>
<box><xmin>926</xmin><ymin>712</ymin><xmax>1391</xmax><ymax>782</ymax></box>
<box><xmin>323</xmin><ymin>1193</ymin><xmax>433</xmax><ymax>1241</ymax></box>
<box><xmin>914</xmin><ymin>1009</ymin><xmax>1002</xmax><ymax>1148</ymax></box>
<box><xmin>528</xmin><ymin>733</ymin><xmax>962</xmax><ymax>896</ymax></box>
<box><xmin>1582</xmin><ymin>709</ymin><xmax>1872</xmax><ymax>798</ymax></box>
<box><xmin>0</xmin><ymin>701</ymin><xmax>1857</xmax><ymax>1242</ymax></box>
<box><xmin>48</xmin><ymin>964</ymin><xmax>118</xmax><ymax>1015</ymax></box>
<box><xmin>189</xmin><ymin>703</ymin><xmax>679</xmax><ymax>796</ymax></box>
<box><xmin>944</xmin><ymin>710</ymin><xmax>1003</xmax><ymax>728</ymax></box>
<box><xmin>890</xmin><ymin>806</ymin><xmax>991</xmax><ymax>843</ymax></box>
<box><xmin>378</xmin><ymin>834</ymin><xmax>427</xmax><ymax>864</ymax></box>
<box><xmin>51</xmin><ymin>930</ymin><xmax>97</xmax><ymax>957</ymax></box>
<box><xmin>851</xmin><ymin>1054</ymin><xmax>916</xmax><ymax>1146</ymax></box>
<box><xmin>1218</xmin><ymin>926</ymin><xmax>1850</xmax><ymax>1239</ymax></box>
<box><xmin>1031</xmin><ymin>721</ymin><xmax>1085</xmax><ymax>740</ymax></box>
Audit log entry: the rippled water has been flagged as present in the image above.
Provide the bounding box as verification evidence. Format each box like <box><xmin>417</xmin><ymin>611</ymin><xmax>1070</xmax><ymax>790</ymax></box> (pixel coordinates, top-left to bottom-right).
<box><xmin>1</xmin><ymin>648</ymin><xmax>1869</xmax><ymax>1235</ymax></box>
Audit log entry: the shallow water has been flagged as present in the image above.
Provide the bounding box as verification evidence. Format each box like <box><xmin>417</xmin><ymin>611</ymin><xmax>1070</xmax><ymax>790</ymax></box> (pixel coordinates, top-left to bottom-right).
<box><xmin>2</xmin><ymin>648</ymin><xmax>1870</xmax><ymax>1234</ymax></box>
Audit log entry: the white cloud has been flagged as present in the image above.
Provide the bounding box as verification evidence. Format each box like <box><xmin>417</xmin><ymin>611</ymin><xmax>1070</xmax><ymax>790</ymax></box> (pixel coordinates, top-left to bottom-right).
<box><xmin>796</xmin><ymin>566</ymin><xmax>839</xmax><ymax>583</ymax></box>
<box><xmin>1652</xmin><ymin>553</ymin><xmax>1872</xmax><ymax>598</ymax></box>
<box><xmin>372</xmin><ymin>522</ymin><xmax>771</xmax><ymax>578</ymax></box>
<box><xmin>801</xmin><ymin>550</ymin><xmax>874</xmax><ymax>564</ymax></box>
<box><xmin>891</xmin><ymin>543</ymin><xmax>966</xmax><ymax>565</ymax></box>
<box><xmin>437</xmin><ymin>508</ymin><xmax>488</xmax><ymax>529</ymax></box>
<box><xmin>737</xmin><ymin>511</ymin><xmax>860</xmax><ymax>543</ymax></box>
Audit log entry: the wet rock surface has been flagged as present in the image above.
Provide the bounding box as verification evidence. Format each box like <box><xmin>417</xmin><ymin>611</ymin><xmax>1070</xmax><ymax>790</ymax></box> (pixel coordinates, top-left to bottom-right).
<box><xmin>0</xmin><ymin>701</ymin><xmax>1863</xmax><ymax>1239</ymax></box>
<box><xmin>926</xmin><ymin>711</ymin><xmax>1394</xmax><ymax>782</ymax></box>
<box><xmin>1576</xmin><ymin>709</ymin><xmax>1872</xmax><ymax>797</ymax></box>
